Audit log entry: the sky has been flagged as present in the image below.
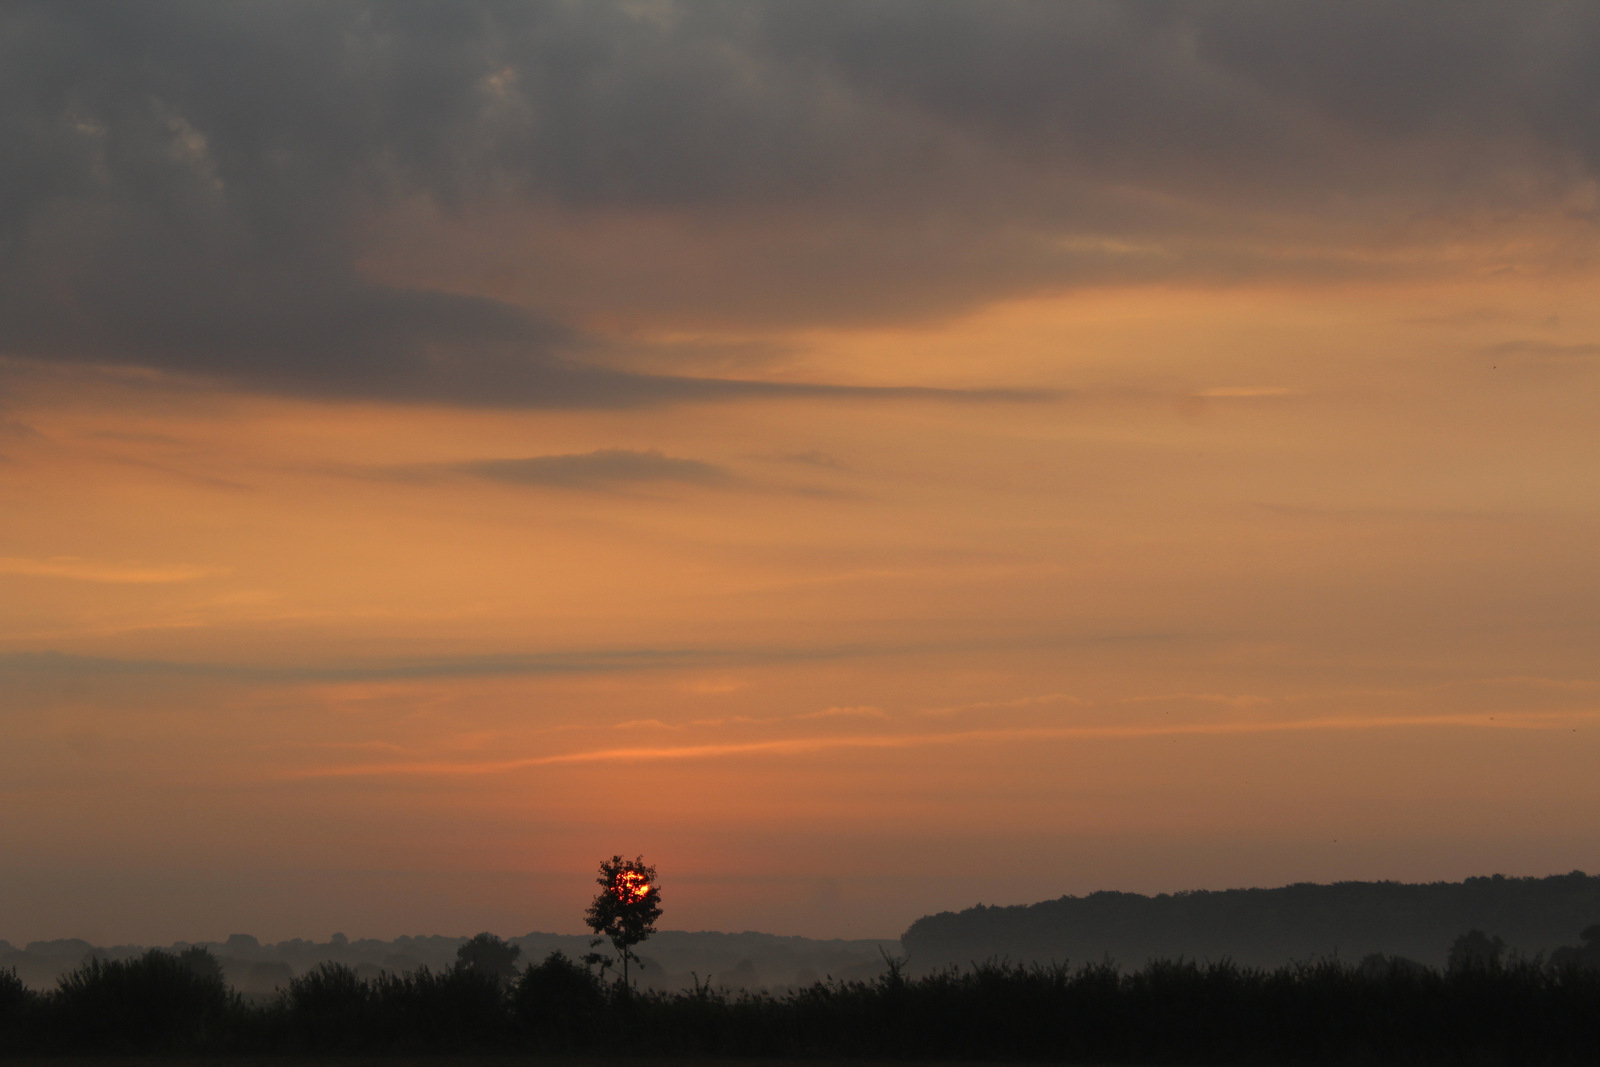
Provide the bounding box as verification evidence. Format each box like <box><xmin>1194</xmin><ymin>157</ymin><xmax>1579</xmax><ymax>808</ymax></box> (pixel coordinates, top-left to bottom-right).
<box><xmin>2</xmin><ymin>0</ymin><xmax>1599</xmax><ymax>946</ymax></box>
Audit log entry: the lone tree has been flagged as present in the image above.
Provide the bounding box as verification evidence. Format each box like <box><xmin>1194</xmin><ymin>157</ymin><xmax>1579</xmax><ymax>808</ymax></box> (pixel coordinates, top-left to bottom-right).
<box><xmin>583</xmin><ymin>854</ymin><xmax>662</xmax><ymax>991</ymax></box>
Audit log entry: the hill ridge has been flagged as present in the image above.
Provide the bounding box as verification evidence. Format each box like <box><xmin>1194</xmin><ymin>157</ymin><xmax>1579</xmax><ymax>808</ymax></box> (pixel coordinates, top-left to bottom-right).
<box><xmin>901</xmin><ymin>871</ymin><xmax>1600</xmax><ymax>971</ymax></box>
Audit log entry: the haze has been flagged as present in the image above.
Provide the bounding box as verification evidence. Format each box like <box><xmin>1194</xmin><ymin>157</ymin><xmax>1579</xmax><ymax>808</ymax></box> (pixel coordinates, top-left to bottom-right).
<box><xmin>2</xmin><ymin>1</ymin><xmax>1597</xmax><ymax>946</ymax></box>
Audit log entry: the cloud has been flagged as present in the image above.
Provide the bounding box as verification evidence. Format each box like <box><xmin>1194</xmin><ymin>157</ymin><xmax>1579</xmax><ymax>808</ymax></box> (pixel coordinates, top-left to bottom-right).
<box><xmin>0</xmin><ymin>556</ymin><xmax>225</xmax><ymax>584</ymax></box>
<box><xmin>292</xmin><ymin>707</ymin><xmax>1600</xmax><ymax>778</ymax></box>
<box><xmin>0</xmin><ymin>640</ymin><xmax>892</xmax><ymax>686</ymax></box>
<box><xmin>451</xmin><ymin>448</ymin><xmax>730</xmax><ymax>489</ymax></box>
<box><xmin>793</xmin><ymin>705</ymin><xmax>889</xmax><ymax>720</ymax></box>
<box><xmin>765</xmin><ymin>450</ymin><xmax>846</xmax><ymax>469</ymax></box>
<box><xmin>0</xmin><ymin>626</ymin><xmax>1191</xmax><ymax>687</ymax></box>
<box><xmin>1195</xmin><ymin>386</ymin><xmax>1293</xmax><ymax>398</ymax></box>
<box><xmin>1481</xmin><ymin>340</ymin><xmax>1600</xmax><ymax>363</ymax></box>
<box><xmin>920</xmin><ymin>693</ymin><xmax>1086</xmax><ymax>718</ymax></box>
<box><xmin>3</xmin><ymin>3</ymin><xmax>1599</xmax><ymax>404</ymax></box>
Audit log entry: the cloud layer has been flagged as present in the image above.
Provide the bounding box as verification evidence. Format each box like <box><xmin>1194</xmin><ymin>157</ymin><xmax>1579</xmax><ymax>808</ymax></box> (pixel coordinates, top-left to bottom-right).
<box><xmin>453</xmin><ymin>448</ymin><xmax>729</xmax><ymax>489</ymax></box>
<box><xmin>4</xmin><ymin>1</ymin><xmax>1599</xmax><ymax>405</ymax></box>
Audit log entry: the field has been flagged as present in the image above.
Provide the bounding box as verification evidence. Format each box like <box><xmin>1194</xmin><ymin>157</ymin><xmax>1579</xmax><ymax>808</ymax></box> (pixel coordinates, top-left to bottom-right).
<box><xmin>5</xmin><ymin>951</ymin><xmax>1600</xmax><ymax>1064</ymax></box>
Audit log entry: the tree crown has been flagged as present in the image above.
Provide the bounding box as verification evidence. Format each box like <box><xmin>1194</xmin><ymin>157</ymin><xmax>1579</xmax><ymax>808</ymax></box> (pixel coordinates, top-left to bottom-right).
<box><xmin>584</xmin><ymin>855</ymin><xmax>662</xmax><ymax>951</ymax></box>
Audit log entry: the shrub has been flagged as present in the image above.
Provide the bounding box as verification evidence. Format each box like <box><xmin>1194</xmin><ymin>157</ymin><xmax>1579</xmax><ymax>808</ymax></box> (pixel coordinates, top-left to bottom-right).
<box><xmin>371</xmin><ymin>965</ymin><xmax>507</xmax><ymax>1050</ymax></box>
<box><xmin>0</xmin><ymin>967</ymin><xmax>39</xmax><ymax>1052</ymax></box>
<box><xmin>513</xmin><ymin>950</ymin><xmax>607</xmax><ymax>1049</ymax></box>
<box><xmin>52</xmin><ymin>948</ymin><xmax>236</xmax><ymax>1051</ymax></box>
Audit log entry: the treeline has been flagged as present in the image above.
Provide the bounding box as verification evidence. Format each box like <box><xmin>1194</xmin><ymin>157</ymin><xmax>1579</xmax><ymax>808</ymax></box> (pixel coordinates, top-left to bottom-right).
<box><xmin>0</xmin><ymin>929</ymin><xmax>893</xmax><ymax>994</ymax></box>
<box><xmin>904</xmin><ymin>872</ymin><xmax>1600</xmax><ymax>971</ymax></box>
<box><xmin>4</xmin><ymin>946</ymin><xmax>1600</xmax><ymax>1062</ymax></box>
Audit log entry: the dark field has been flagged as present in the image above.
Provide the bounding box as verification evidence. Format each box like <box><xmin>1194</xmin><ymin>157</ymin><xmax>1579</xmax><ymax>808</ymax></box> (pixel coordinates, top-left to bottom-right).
<box><xmin>5</xmin><ymin>950</ymin><xmax>1600</xmax><ymax>1064</ymax></box>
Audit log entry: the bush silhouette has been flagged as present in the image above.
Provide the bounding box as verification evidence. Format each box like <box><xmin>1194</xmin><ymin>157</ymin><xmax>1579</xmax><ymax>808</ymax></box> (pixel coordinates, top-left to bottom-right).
<box><xmin>284</xmin><ymin>961</ymin><xmax>372</xmax><ymax>1049</ymax></box>
<box><xmin>513</xmin><ymin>951</ymin><xmax>607</xmax><ymax>1049</ymax></box>
<box><xmin>371</xmin><ymin>965</ymin><xmax>507</xmax><ymax>1049</ymax></box>
<box><xmin>0</xmin><ymin>967</ymin><xmax>37</xmax><ymax>1053</ymax></box>
<box><xmin>179</xmin><ymin>944</ymin><xmax>225</xmax><ymax>983</ymax></box>
<box><xmin>52</xmin><ymin>948</ymin><xmax>234</xmax><ymax>1051</ymax></box>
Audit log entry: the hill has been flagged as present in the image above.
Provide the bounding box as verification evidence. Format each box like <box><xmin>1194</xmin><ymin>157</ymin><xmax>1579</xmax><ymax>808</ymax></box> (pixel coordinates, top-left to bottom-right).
<box><xmin>901</xmin><ymin>871</ymin><xmax>1600</xmax><ymax>971</ymax></box>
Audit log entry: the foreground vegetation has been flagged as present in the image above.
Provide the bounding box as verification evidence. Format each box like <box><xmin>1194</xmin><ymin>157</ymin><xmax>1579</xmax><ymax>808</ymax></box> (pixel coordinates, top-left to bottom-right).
<box><xmin>2</xmin><ymin>948</ymin><xmax>1599</xmax><ymax>1063</ymax></box>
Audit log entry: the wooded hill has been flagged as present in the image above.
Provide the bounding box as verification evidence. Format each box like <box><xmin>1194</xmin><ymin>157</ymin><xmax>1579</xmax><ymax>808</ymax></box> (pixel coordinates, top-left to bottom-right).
<box><xmin>901</xmin><ymin>872</ymin><xmax>1600</xmax><ymax>971</ymax></box>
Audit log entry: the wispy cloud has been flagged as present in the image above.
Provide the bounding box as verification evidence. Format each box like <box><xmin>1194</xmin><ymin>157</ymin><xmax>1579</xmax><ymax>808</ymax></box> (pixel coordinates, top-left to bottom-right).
<box><xmin>764</xmin><ymin>450</ymin><xmax>846</xmax><ymax>469</ymax></box>
<box><xmin>1481</xmin><ymin>340</ymin><xmax>1600</xmax><ymax>362</ymax></box>
<box><xmin>793</xmin><ymin>705</ymin><xmax>888</xmax><ymax>721</ymax></box>
<box><xmin>1120</xmin><ymin>692</ymin><xmax>1275</xmax><ymax>710</ymax></box>
<box><xmin>1195</xmin><ymin>387</ymin><xmax>1293</xmax><ymax>398</ymax></box>
<box><xmin>451</xmin><ymin>448</ymin><xmax>730</xmax><ymax>490</ymax></box>
<box><xmin>920</xmin><ymin>693</ymin><xmax>1086</xmax><ymax>718</ymax></box>
<box><xmin>0</xmin><ymin>556</ymin><xmax>225</xmax><ymax>584</ymax></box>
<box><xmin>0</xmin><ymin>640</ymin><xmax>910</xmax><ymax>685</ymax></box>
<box><xmin>0</xmin><ymin>632</ymin><xmax>1194</xmax><ymax>684</ymax></box>
<box><xmin>292</xmin><ymin>709</ymin><xmax>1600</xmax><ymax>779</ymax></box>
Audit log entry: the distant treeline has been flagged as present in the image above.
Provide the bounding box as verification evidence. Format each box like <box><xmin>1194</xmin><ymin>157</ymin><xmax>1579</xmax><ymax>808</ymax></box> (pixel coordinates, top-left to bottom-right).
<box><xmin>0</xmin><ymin>930</ymin><xmax>893</xmax><ymax>994</ymax></box>
<box><xmin>903</xmin><ymin>871</ymin><xmax>1600</xmax><ymax>970</ymax></box>
<box><xmin>3</xmin><ymin>943</ymin><xmax>1600</xmax><ymax>1062</ymax></box>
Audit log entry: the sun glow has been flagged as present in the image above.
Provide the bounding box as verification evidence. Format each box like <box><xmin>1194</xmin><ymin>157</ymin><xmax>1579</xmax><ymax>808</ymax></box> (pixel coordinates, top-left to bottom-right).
<box><xmin>613</xmin><ymin>869</ymin><xmax>653</xmax><ymax>904</ymax></box>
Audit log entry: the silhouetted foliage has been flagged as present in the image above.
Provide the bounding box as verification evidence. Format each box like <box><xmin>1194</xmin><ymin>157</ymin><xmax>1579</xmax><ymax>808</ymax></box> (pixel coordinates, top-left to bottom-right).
<box><xmin>6</xmin><ymin>933</ymin><xmax>1600</xmax><ymax>1061</ymax></box>
<box><xmin>455</xmin><ymin>931</ymin><xmax>522</xmax><ymax>987</ymax></box>
<box><xmin>178</xmin><ymin>944</ymin><xmax>225</xmax><ymax>984</ymax></box>
<box><xmin>282</xmin><ymin>961</ymin><xmax>372</xmax><ymax>1050</ymax></box>
<box><xmin>370</xmin><ymin>965</ymin><xmax>507</xmax><ymax>1049</ymax></box>
<box><xmin>1358</xmin><ymin>951</ymin><xmax>1429</xmax><ymax>979</ymax></box>
<box><xmin>512</xmin><ymin>950</ymin><xmax>607</xmax><ymax>1049</ymax></box>
<box><xmin>584</xmin><ymin>854</ymin><xmax>662</xmax><ymax>991</ymax></box>
<box><xmin>904</xmin><ymin>871</ymin><xmax>1600</xmax><ymax>970</ymax></box>
<box><xmin>1449</xmin><ymin>928</ymin><xmax>1508</xmax><ymax>974</ymax></box>
<box><xmin>51</xmin><ymin>948</ymin><xmax>235</xmax><ymax>1052</ymax></box>
<box><xmin>1549</xmin><ymin>923</ymin><xmax>1600</xmax><ymax>973</ymax></box>
<box><xmin>0</xmin><ymin>966</ymin><xmax>37</xmax><ymax>1053</ymax></box>
<box><xmin>269</xmin><ymin>959</ymin><xmax>508</xmax><ymax>1052</ymax></box>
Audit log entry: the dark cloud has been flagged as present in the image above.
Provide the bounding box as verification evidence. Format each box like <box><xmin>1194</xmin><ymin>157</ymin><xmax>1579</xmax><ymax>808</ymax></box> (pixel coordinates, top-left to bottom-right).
<box><xmin>452</xmin><ymin>448</ymin><xmax>729</xmax><ymax>489</ymax></box>
<box><xmin>2</xmin><ymin>1</ymin><xmax>1598</xmax><ymax>403</ymax></box>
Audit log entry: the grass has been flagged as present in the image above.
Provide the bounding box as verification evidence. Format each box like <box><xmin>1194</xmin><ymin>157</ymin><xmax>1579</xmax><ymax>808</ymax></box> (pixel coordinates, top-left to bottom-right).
<box><xmin>2</xmin><ymin>949</ymin><xmax>1598</xmax><ymax>1063</ymax></box>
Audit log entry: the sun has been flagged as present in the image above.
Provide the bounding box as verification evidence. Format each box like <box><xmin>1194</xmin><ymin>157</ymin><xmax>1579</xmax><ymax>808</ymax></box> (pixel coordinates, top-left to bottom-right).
<box><xmin>613</xmin><ymin>868</ymin><xmax>652</xmax><ymax>904</ymax></box>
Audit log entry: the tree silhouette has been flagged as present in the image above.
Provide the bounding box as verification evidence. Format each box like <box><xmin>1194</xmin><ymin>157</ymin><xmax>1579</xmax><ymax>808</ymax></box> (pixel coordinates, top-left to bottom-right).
<box><xmin>583</xmin><ymin>855</ymin><xmax>661</xmax><ymax>992</ymax></box>
<box><xmin>455</xmin><ymin>932</ymin><xmax>522</xmax><ymax>987</ymax></box>
<box><xmin>1447</xmin><ymin>928</ymin><xmax>1506</xmax><ymax>973</ymax></box>
<box><xmin>177</xmin><ymin>947</ymin><xmax>224</xmax><ymax>985</ymax></box>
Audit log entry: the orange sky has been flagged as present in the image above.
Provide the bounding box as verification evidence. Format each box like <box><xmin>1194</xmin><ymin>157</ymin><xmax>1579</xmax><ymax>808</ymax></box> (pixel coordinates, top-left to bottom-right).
<box><xmin>2</xmin><ymin>3</ymin><xmax>1598</xmax><ymax>944</ymax></box>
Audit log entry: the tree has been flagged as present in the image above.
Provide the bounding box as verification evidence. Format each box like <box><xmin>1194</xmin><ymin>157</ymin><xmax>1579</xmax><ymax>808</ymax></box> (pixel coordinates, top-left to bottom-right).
<box><xmin>455</xmin><ymin>932</ymin><xmax>522</xmax><ymax>987</ymax></box>
<box><xmin>1447</xmin><ymin>929</ymin><xmax>1506</xmax><ymax>974</ymax></box>
<box><xmin>582</xmin><ymin>855</ymin><xmax>662</xmax><ymax>992</ymax></box>
<box><xmin>177</xmin><ymin>946</ymin><xmax>224</xmax><ymax>986</ymax></box>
